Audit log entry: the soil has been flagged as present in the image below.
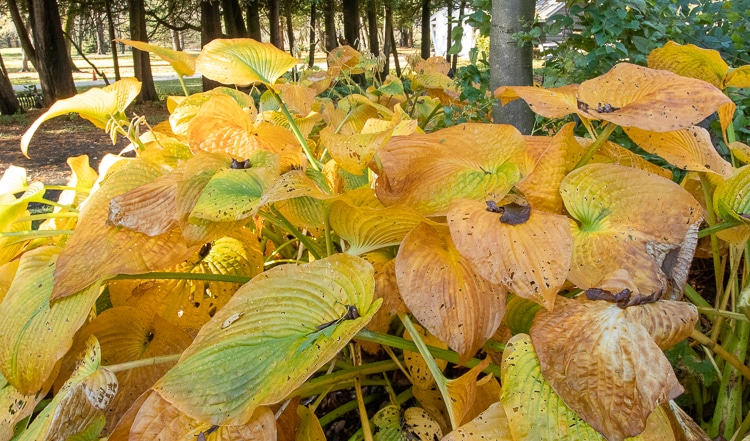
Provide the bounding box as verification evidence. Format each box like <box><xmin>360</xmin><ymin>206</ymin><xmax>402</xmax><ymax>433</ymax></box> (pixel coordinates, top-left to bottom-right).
<box><xmin>0</xmin><ymin>102</ymin><xmax>171</xmax><ymax>185</ymax></box>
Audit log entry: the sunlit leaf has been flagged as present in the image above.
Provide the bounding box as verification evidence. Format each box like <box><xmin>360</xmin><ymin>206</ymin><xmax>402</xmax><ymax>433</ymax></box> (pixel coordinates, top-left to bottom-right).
<box><xmin>330</xmin><ymin>199</ymin><xmax>425</xmax><ymax>255</ymax></box>
<box><xmin>561</xmin><ymin>164</ymin><xmax>702</xmax><ymax>295</ymax></box>
<box><xmin>500</xmin><ymin>333</ymin><xmax>605</xmax><ymax>441</ymax></box>
<box><xmin>494</xmin><ymin>84</ymin><xmax>580</xmax><ymax>119</ymax></box>
<box><xmin>623</xmin><ymin>126</ymin><xmax>732</xmax><ymax>178</ymax></box>
<box><xmin>0</xmin><ymin>165</ymin><xmax>28</xmax><ymax>195</ymax></box>
<box><xmin>169</xmin><ymin>87</ymin><xmax>256</xmax><ymax>137</ymax></box>
<box><xmin>264</xmin><ymin>109</ymin><xmax>323</xmax><ymax>140</ymax></box>
<box><xmin>16</xmin><ymin>336</ymin><xmax>118</xmax><ymax>441</ymax></box>
<box><xmin>21</xmin><ymin>79</ymin><xmax>141</xmax><ymax>157</ymax></box>
<box><xmin>323</xmin><ymin>160</ymin><xmax>370</xmax><ymax>194</ymax></box>
<box><xmin>0</xmin><ymin>181</ymin><xmax>44</xmax><ymax>232</ymax></box>
<box><xmin>376</xmin><ymin>123</ymin><xmax>526</xmax><ymax>215</ymax></box>
<box><xmin>196</xmin><ymin>38</ymin><xmax>298</xmax><ymax>87</ymax></box>
<box><xmin>647</xmin><ymin>41</ymin><xmax>728</xmax><ymax>88</ymax></box>
<box><xmin>117</xmin><ymin>38</ymin><xmax>197</xmax><ymax>77</ymax></box>
<box><xmin>110</xmin><ymin>233</ymin><xmax>263</xmax><ymax>336</ymax></box>
<box><xmin>588</xmin><ymin>139</ymin><xmax>672</xmax><ymax>179</ymax></box>
<box><xmin>370</xmin><ymin>405</ymin><xmax>443</xmax><ymax>441</ymax></box>
<box><xmin>327</xmin><ymin>45</ymin><xmax>363</xmax><ymax>76</ymax></box>
<box><xmin>396</xmin><ymin>222</ymin><xmax>506</xmax><ymax>362</ymax></box>
<box><xmin>0</xmin><ymin>247</ymin><xmax>100</xmax><ymax>393</ymax></box>
<box><xmin>724</xmin><ymin>65</ymin><xmax>750</xmax><ymax>88</ymax></box>
<box><xmin>154</xmin><ymin>254</ymin><xmax>379</xmax><ymax>425</ymax></box>
<box><xmin>54</xmin><ymin>307</ymin><xmax>193</xmax><ymax>434</ymax></box>
<box><xmin>276</xmin><ymin>83</ymin><xmax>318</xmax><ymax>115</ymax></box>
<box><xmin>530</xmin><ymin>296</ymin><xmax>697</xmax><ymax>440</ymax></box>
<box><xmin>320</xmin><ymin>97</ymin><xmax>380</xmax><ymax>135</ymax></box>
<box><xmin>320</xmin><ymin>124</ymin><xmax>393</xmax><ymax>175</ymax></box>
<box><xmin>448</xmin><ymin>199</ymin><xmax>572</xmax><ymax>310</ymax></box>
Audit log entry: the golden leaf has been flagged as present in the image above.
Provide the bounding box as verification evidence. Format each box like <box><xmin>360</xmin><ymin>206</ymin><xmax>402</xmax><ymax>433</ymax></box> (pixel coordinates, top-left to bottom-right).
<box><xmin>196</xmin><ymin>38</ymin><xmax>298</xmax><ymax>87</ymax></box>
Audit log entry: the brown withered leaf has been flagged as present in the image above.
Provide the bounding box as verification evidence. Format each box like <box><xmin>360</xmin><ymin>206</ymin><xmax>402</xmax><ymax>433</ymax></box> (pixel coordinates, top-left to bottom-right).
<box><xmin>530</xmin><ymin>296</ymin><xmax>697</xmax><ymax>441</ymax></box>
<box><xmin>376</xmin><ymin>123</ymin><xmax>527</xmax><ymax>216</ymax></box>
<box><xmin>396</xmin><ymin>222</ymin><xmax>506</xmax><ymax>362</ymax></box>
<box><xmin>448</xmin><ymin>199</ymin><xmax>572</xmax><ymax>310</ymax></box>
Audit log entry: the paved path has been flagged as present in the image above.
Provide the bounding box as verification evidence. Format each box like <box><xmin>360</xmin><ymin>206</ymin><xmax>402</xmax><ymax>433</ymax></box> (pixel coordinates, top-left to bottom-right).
<box><xmin>12</xmin><ymin>74</ymin><xmax>202</xmax><ymax>92</ymax></box>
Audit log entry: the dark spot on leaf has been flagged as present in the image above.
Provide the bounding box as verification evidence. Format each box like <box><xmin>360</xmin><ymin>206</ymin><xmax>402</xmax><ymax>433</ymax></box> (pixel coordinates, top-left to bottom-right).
<box><xmin>199</xmin><ymin>242</ymin><xmax>212</xmax><ymax>258</ymax></box>
<box><xmin>596</xmin><ymin>102</ymin><xmax>620</xmax><ymax>113</ymax></box>
<box><xmin>499</xmin><ymin>202</ymin><xmax>531</xmax><ymax>225</ymax></box>
<box><xmin>231</xmin><ymin>158</ymin><xmax>251</xmax><ymax>169</ymax></box>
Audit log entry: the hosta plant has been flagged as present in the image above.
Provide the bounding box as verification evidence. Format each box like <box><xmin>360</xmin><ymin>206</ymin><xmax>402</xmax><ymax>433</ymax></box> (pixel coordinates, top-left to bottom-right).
<box><xmin>1</xmin><ymin>39</ymin><xmax>749</xmax><ymax>441</ymax></box>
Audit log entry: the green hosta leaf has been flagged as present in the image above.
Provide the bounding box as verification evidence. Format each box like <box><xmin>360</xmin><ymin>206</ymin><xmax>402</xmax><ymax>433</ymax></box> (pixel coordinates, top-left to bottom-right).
<box><xmin>16</xmin><ymin>336</ymin><xmax>118</xmax><ymax>441</ymax></box>
<box><xmin>117</xmin><ymin>39</ymin><xmax>197</xmax><ymax>77</ymax></box>
<box><xmin>330</xmin><ymin>199</ymin><xmax>425</xmax><ymax>255</ymax></box>
<box><xmin>371</xmin><ymin>405</ymin><xmax>443</xmax><ymax>441</ymax></box>
<box><xmin>154</xmin><ymin>254</ymin><xmax>379</xmax><ymax>425</ymax></box>
<box><xmin>503</xmin><ymin>294</ymin><xmax>543</xmax><ymax>335</ymax></box>
<box><xmin>190</xmin><ymin>167</ymin><xmax>277</xmax><ymax>222</ymax></box>
<box><xmin>0</xmin><ymin>247</ymin><xmax>101</xmax><ymax>393</ymax></box>
<box><xmin>196</xmin><ymin>38</ymin><xmax>299</xmax><ymax>87</ymax></box>
<box><xmin>21</xmin><ymin>78</ymin><xmax>141</xmax><ymax>157</ymax></box>
<box><xmin>501</xmin><ymin>334</ymin><xmax>604</xmax><ymax>441</ymax></box>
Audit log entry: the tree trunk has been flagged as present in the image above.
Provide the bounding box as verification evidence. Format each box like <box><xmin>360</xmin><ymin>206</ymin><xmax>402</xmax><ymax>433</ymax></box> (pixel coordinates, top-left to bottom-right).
<box><xmin>221</xmin><ymin>0</ymin><xmax>247</xmax><ymax>37</ymax></box>
<box><xmin>129</xmin><ymin>0</ymin><xmax>159</xmax><ymax>102</ymax></box>
<box><xmin>0</xmin><ymin>53</ymin><xmax>21</xmax><ymax>115</ymax></box>
<box><xmin>268</xmin><ymin>0</ymin><xmax>282</xmax><ymax>49</ymax></box>
<box><xmin>381</xmin><ymin>2</ymin><xmax>390</xmax><ymax>76</ymax></box>
<box><xmin>342</xmin><ymin>0</ymin><xmax>359</xmax><ymax>49</ymax></box>
<box><xmin>63</xmin><ymin>4</ymin><xmax>81</xmax><ymax>71</ymax></box>
<box><xmin>95</xmin><ymin>12</ymin><xmax>108</xmax><ymax>55</ymax></box>
<box><xmin>7</xmin><ymin>0</ymin><xmax>37</xmax><ymax>69</ymax></box>
<box><xmin>323</xmin><ymin>0</ymin><xmax>336</xmax><ymax>51</ymax></box>
<box><xmin>445</xmin><ymin>0</ymin><xmax>452</xmax><ymax>59</ymax></box>
<box><xmin>367</xmin><ymin>0</ymin><xmax>378</xmax><ymax>56</ymax></box>
<box><xmin>30</xmin><ymin>0</ymin><xmax>77</xmax><ymax>107</ymax></box>
<box><xmin>490</xmin><ymin>0</ymin><xmax>534</xmax><ymax>133</ymax></box>
<box><xmin>308</xmin><ymin>0</ymin><xmax>316</xmax><ymax>67</ymax></box>
<box><xmin>420</xmin><ymin>0</ymin><xmax>429</xmax><ymax>58</ymax></box>
<box><xmin>284</xmin><ymin>0</ymin><xmax>295</xmax><ymax>55</ymax></box>
<box><xmin>201</xmin><ymin>0</ymin><xmax>223</xmax><ymax>91</ymax></box>
<box><xmin>104</xmin><ymin>0</ymin><xmax>121</xmax><ymax>80</ymax></box>
<box><xmin>171</xmin><ymin>29</ymin><xmax>182</xmax><ymax>51</ymax></box>
<box><xmin>389</xmin><ymin>12</ymin><xmax>400</xmax><ymax>77</ymax></box>
<box><xmin>246</xmin><ymin>0</ymin><xmax>262</xmax><ymax>41</ymax></box>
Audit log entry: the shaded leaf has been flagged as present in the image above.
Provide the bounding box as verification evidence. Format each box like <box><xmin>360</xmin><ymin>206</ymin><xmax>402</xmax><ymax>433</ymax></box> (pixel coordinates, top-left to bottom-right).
<box><xmin>296</xmin><ymin>405</ymin><xmax>326</xmax><ymax>441</ymax></box>
<box><xmin>319</xmin><ymin>124</ymin><xmax>393</xmax><ymax>175</ymax></box>
<box><xmin>371</xmin><ymin>405</ymin><xmax>443</xmax><ymax>441</ymax></box>
<box><xmin>376</xmin><ymin>123</ymin><xmax>526</xmax><ymax>215</ymax></box>
<box><xmin>624</xmin><ymin>126</ymin><xmax>732</xmax><ymax>178</ymax></box>
<box><xmin>561</xmin><ymin>164</ymin><xmax>702</xmax><ymax>296</ymax></box>
<box><xmin>442</xmin><ymin>401</ymin><xmax>513</xmax><ymax>441</ymax></box>
<box><xmin>190</xmin><ymin>166</ymin><xmax>278</xmax><ymax>222</ymax></box>
<box><xmin>530</xmin><ymin>296</ymin><xmax>697</xmax><ymax>440</ymax></box>
<box><xmin>396</xmin><ymin>222</ymin><xmax>506</xmax><ymax>362</ymax></box>
<box><xmin>0</xmin><ymin>247</ymin><xmax>100</xmax><ymax>393</ymax></box>
<box><xmin>359</xmin><ymin>249</ymin><xmax>408</xmax><ymax>353</ymax></box>
<box><xmin>196</xmin><ymin>38</ymin><xmax>298</xmax><ymax>87</ymax></box>
<box><xmin>448</xmin><ymin>199</ymin><xmax>572</xmax><ymax>310</ymax></box>
<box><xmin>154</xmin><ymin>254</ymin><xmax>379</xmax><ymax>425</ymax></box>
<box><xmin>0</xmin><ymin>371</ymin><xmax>46</xmax><ymax>441</ymax></box>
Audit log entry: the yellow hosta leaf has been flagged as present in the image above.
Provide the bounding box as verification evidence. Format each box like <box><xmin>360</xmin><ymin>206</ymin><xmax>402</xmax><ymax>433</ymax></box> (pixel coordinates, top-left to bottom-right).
<box><xmin>647</xmin><ymin>41</ymin><xmax>728</xmax><ymax>88</ymax></box>
<box><xmin>327</xmin><ymin>45</ymin><xmax>363</xmax><ymax>76</ymax></box>
<box><xmin>370</xmin><ymin>405</ymin><xmax>443</xmax><ymax>441</ymax></box>
<box><xmin>576</xmin><ymin>63</ymin><xmax>733</xmax><ymax>132</ymax></box>
<box><xmin>448</xmin><ymin>199</ymin><xmax>573</xmax><ymax>310</ymax></box>
<box><xmin>517</xmin><ymin>123</ymin><xmax>582</xmax><ymax>213</ymax></box>
<box><xmin>410</xmin><ymin>55</ymin><xmax>451</xmax><ymax>76</ymax></box>
<box><xmin>624</xmin><ymin>126</ymin><xmax>732</xmax><ymax>178</ymax></box>
<box><xmin>724</xmin><ymin>65</ymin><xmax>750</xmax><ymax>88</ymax></box>
<box><xmin>494</xmin><ymin>84</ymin><xmax>580</xmax><ymax>119</ymax></box>
<box><xmin>0</xmin><ymin>247</ymin><xmax>100</xmax><ymax>393</ymax></box>
<box><xmin>0</xmin><ymin>371</ymin><xmax>46</xmax><ymax>441</ymax></box>
<box><xmin>729</xmin><ymin>141</ymin><xmax>750</xmax><ymax>164</ymax></box>
<box><xmin>404</xmin><ymin>323</ymin><xmax>449</xmax><ymax>389</ymax></box>
<box><xmin>110</xmin><ymin>234</ymin><xmax>263</xmax><ymax>337</ymax></box>
<box><xmin>117</xmin><ymin>38</ymin><xmax>196</xmax><ymax>77</ymax></box>
<box><xmin>22</xmin><ymin>78</ymin><xmax>141</xmax><ymax>157</ymax></box>
<box><xmin>530</xmin><ymin>297</ymin><xmax>697</xmax><ymax>440</ymax></box>
<box><xmin>396</xmin><ymin>222</ymin><xmax>506</xmax><ymax>362</ymax></box>
<box><xmin>264</xmin><ymin>109</ymin><xmax>323</xmax><ymax>140</ymax></box>
<box><xmin>500</xmin><ymin>333</ymin><xmax>605</xmax><ymax>441</ymax></box>
<box><xmin>360</xmin><ymin>250</ymin><xmax>408</xmax><ymax>353</ymax></box>
<box><xmin>320</xmin><ymin>97</ymin><xmax>380</xmax><ymax>135</ymax></box>
<box><xmin>51</xmin><ymin>158</ymin><xmax>200</xmax><ymax>299</ymax></box>
<box><xmin>190</xmin><ymin>167</ymin><xmax>278</xmax><ymax>222</ymax></box>
<box><xmin>16</xmin><ymin>336</ymin><xmax>118</xmax><ymax>441</ymax></box>
<box><xmin>277</xmin><ymin>83</ymin><xmax>318</xmax><ymax>115</ymax></box>
<box><xmin>196</xmin><ymin>38</ymin><xmax>299</xmax><ymax>87</ymax></box>
<box><xmin>589</xmin><ymin>139</ymin><xmax>672</xmax><ymax>179</ymax></box>
<box><xmin>0</xmin><ymin>165</ymin><xmax>28</xmax><ymax>195</ymax></box>
<box><xmin>442</xmin><ymin>401</ymin><xmax>513</xmax><ymax>441</ymax></box>
<box><xmin>376</xmin><ymin>123</ymin><xmax>526</xmax><ymax>215</ymax></box>
<box><xmin>320</xmin><ymin>124</ymin><xmax>393</xmax><ymax>175</ymax></box>
<box><xmin>170</xmin><ymin>87</ymin><xmax>256</xmax><ymax>137</ymax></box>
<box><xmin>322</xmin><ymin>160</ymin><xmax>370</xmax><ymax>194</ymax></box>
<box><xmin>330</xmin><ymin>199</ymin><xmax>425</xmax><ymax>255</ymax></box>
<box><xmin>127</xmin><ymin>392</ymin><xmax>276</xmax><ymax>441</ymax></box>
<box><xmin>296</xmin><ymin>405</ymin><xmax>326</xmax><ymax>441</ymax></box>
<box><xmin>154</xmin><ymin>254</ymin><xmax>379</xmax><ymax>425</ymax></box>
<box><xmin>561</xmin><ymin>164</ymin><xmax>702</xmax><ymax>295</ymax></box>
<box><xmin>54</xmin><ymin>307</ymin><xmax>193</xmax><ymax>434</ymax></box>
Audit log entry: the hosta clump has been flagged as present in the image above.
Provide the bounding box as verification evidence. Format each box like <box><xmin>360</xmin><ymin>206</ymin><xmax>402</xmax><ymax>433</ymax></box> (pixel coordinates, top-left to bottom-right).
<box><xmin>1</xmin><ymin>38</ymin><xmax>745</xmax><ymax>440</ymax></box>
